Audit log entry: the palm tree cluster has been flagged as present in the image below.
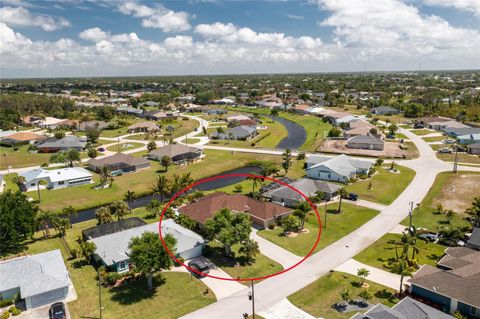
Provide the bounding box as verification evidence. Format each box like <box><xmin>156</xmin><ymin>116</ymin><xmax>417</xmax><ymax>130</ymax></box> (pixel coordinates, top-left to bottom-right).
<box><xmin>36</xmin><ymin>210</ymin><xmax>71</xmax><ymax>238</ymax></box>
<box><xmin>151</xmin><ymin>172</ymin><xmax>195</xmax><ymax>203</ymax></box>
<box><xmin>95</xmin><ymin>200</ymin><xmax>130</xmax><ymax>225</ymax></box>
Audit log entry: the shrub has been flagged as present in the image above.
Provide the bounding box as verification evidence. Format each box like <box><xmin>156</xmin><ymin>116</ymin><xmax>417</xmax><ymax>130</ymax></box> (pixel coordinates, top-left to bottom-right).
<box><xmin>297</xmin><ymin>152</ymin><xmax>306</xmax><ymax>160</ymax></box>
<box><xmin>174</xmin><ymin>257</ymin><xmax>185</xmax><ymax>267</ymax></box>
<box><xmin>0</xmin><ymin>311</ymin><xmax>10</xmax><ymax>319</ymax></box>
<box><xmin>70</xmin><ymin>248</ymin><xmax>78</xmax><ymax>259</ymax></box>
<box><xmin>105</xmin><ymin>272</ymin><xmax>121</xmax><ymax>285</ymax></box>
<box><xmin>268</xmin><ymin>223</ymin><xmax>275</xmax><ymax>230</ymax></box>
<box><xmin>0</xmin><ymin>299</ymin><xmax>13</xmax><ymax>308</ymax></box>
<box><xmin>202</xmin><ymin>245</ymin><xmax>213</xmax><ymax>257</ymax></box>
<box><xmin>10</xmin><ymin>309</ymin><xmax>20</xmax><ymax>316</ymax></box>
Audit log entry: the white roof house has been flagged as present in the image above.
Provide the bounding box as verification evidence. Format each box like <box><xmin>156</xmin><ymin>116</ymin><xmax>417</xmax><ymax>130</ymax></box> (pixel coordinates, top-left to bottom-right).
<box><xmin>227</xmin><ymin>114</ymin><xmax>251</xmax><ymax>122</ymax></box>
<box><xmin>0</xmin><ymin>250</ymin><xmax>70</xmax><ymax>309</ymax></box>
<box><xmin>91</xmin><ymin>220</ymin><xmax>206</xmax><ymax>272</ymax></box>
<box><xmin>20</xmin><ymin>167</ymin><xmax>93</xmax><ymax>191</ymax></box>
<box><xmin>305</xmin><ymin>154</ymin><xmax>372</xmax><ymax>183</ymax></box>
<box><xmin>38</xmin><ymin>117</ymin><xmax>67</xmax><ymax>128</ymax></box>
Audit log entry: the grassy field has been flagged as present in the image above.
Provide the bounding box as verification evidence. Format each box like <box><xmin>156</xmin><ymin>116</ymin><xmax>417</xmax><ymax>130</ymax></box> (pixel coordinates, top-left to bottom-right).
<box><xmin>288</xmin><ymin>271</ymin><xmax>398</xmax><ymax>319</ymax></box>
<box><xmin>100</xmin><ymin>126</ymin><xmax>132</xmax><ymax>138</ymax></box>
<box><xmin>207</xmin><ymin>242</ymin><xmax>283</xmax><ymax>282</ymax></box>
<box><xmin>400</xmin><ymin>171</ymin><xmax>479</xmax><ymax>231</ymax></box>
<box><xmin>422</xmin><ymin>136</ymin><xmax>446</xmax><ymax>142</ymax></box>
<box><xmin>1</xmin><ymin>144</ymin><xmax>52</xmax><ymax>170</ymax></box>
<box><xmin>29</xmin><ymin>149</ymin><xmax>289</xmax><ymax>212</ymax></box>
<box><xmin>106</xmin><ymin>142</ymin><xmax>145</xmax><ymax>152</ymax></box>
<box><xmin>180</xmin><ymin>138</ymin><xmax>202</xmax><ymax>144</ymax></box>
<box><xmin>169</xmin><ymin>118</ymin><xmax>200</xmax><ymax>139</ymax></box>
<box><xmin>345</xmin><ymin>165</ymin><xmax>416</xmax><ymax>205</ymax></box>
<box><xmin>258</xmin><ymin>203</ymin><xmax>379</xmax><ymax>256</ymax></box>
<box><xmin>354</xmin><ymin>233</ymin><xmax>446</xmax><ymax>271</ymax></box>
<box><xmin>409</xmin><ymin>129</ymin><xmax>434</xmax><ymax>136</ymax></box>
<box><xmin>437</xmin><ymin>152</ymin><xmax>480</xmax><ymax>164</ymax></box>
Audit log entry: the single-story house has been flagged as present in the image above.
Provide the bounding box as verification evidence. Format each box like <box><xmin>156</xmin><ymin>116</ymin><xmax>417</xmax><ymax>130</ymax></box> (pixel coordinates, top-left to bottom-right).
<box><xmin>226</xmin><ymin>114</ymin><xmax>251</xmax><ymax>122</ymax></box>
<box><xmin>147</xmin><ymin>144</ymin><xmax>204</xmax><ymax>164</ymax></box>
<box><xmin>82</xmin><ymin>217</ymin><xmax>147</xmax><ymax>241</ymax></box>
<box><xmin>20</xmin><ymin>167</ymin><xmax>93</xmax><ymax>191</ymax></box>
<box><xmin>350</xmin><ymin>297</ymin><xmax>454</xmax><ymax>319</ymax></box>
<box><xmin>415</xmin><ymin>116</ymin><xmax>450</xmax><ymax>128</ymax></box>
<box><xmin>457</xmin><ymin>133</ymin><xmax>480</xmax><ymax>145</ymax></box>
<box><xmin>115</xmin><ymin>106</ymin><xmax>143</xmax><ymax>116</ymax></box>
<box><xmin>143</xmin><ymin>110</ymin><xmax>179</xmax><ymax>121</ymax></box>
<box><xmin>21</xmin><ymin>116</ymin><xmax>43</xmax><ymax>126</ymax></box>
<box><xmin>370</xmin><ymin>106</ymin><xmax>400</xmax><ymax>115</ymax></box>
<box><xmin>140</xmin><ymin>101</ymin><xmax>159</xmax><ymax>107</ymax></box>
<box><xmin>347</xmin><ymin>134</ymin><xmax>385</xmax><ymax>150</ymax></box>
<box><xmin>0</xmin><ymin>132</ymin><xmax>44</xmax><ymax>146</ymax></box>
<box><xmin>429</xmin><ymin>120</ymin><xmax>468</xmax><ymax>131</ymax></box>
<box><xmin>305</xmin><ymin>154</ymin><xmax>372</xmax><ymax>183</ymax></box>
<box><xmin>324</xmin><ymin>111</ymin><xmax>358</xmax><ymax>126</ymax></box>
<box><xmin>91</xmin><ymin>220</ymin><xmax>206</xmax><ymax>272</ymax></box>
<box><xmin>36</xmin><ymin>136</ymin><xmax>86</xmax><ymax>153</ymax></box>
<box><xmin>78</xmin><ymin>120</ymin><xmax>109</xmax><ymax>131</ymax></box>
<box><xmin>344</xmin><ymin>120</ymin><xmax>377</xmax><ymax>137</ymax></box>
<box><xmin>37</xmin><ymin>117</ymin><xmax>71</xmax><ymax>129</ymax></box>
<box><xmin>206</xmin><ymin>109</ymin><xmax>228</xmax><ymax>115</ymax></box>
<box><xmin>87</xmin><ymin>152</ymin><xmax>150</xmax><ymax>174</ymax></box>
<box><xmin>466</xmin><ymin>226</ymin><xmax>480</xmax><ymax>251</ymax></box>
<box><xmin>444</xmin><ymin>127</ymin><xmax>480</xmax><ymax>138</ymax></box>
<box><xmin>408</xmin><ymin>247</ymin><xmax>480</xmax><ymax>317</ymax></box>
<box><xmin>263</xmin><ymin>178</ymin><xmax>342</xmax><ymax>207</ymax></box>
<box><xmin>0</xmin><ymin>250</ymin><xmax>71</xmax><ymax>309</ymax></box>
<box><xmin>468</xmin><ymin>143</ymin><xmax>480</xmax><ymax>155</ymax></box>
<box><xmin>178</xmin><ymin>192</ymin><xmax>292</xmax><ymax>229</ymax></box>
<box><xmin>127</xmin><ymin>122</ymin><xmax>160</xmax><ymax>133</ymax></box>
<box><xmin>212</xmin><ymin>98</ymin><xmax>236</xmax><ymax>105</ymax></box>
<box><xmin>212</xmin><ymin>125</ymin><xmax>258</xmax><ymax>140</ymax></box>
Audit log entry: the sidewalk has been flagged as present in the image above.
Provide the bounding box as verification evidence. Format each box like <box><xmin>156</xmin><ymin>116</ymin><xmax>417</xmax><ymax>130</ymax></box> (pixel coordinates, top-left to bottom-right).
<box><xmin>334</xmin><ymin>258</ymin><xmax>407</xmax><ymax>290</ymax></box>
<box><xmin>251</xmin><ymin>228</ymin><xmax>302</xmax><ymax>268</ymax></box>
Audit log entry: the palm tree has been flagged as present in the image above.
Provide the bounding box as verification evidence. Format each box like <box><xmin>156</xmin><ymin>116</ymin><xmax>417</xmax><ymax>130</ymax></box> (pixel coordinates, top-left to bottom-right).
<box><xmin>391</xmin><ymin>259</ymin><xmax>411</xmax><ymax>295</ymax></box>
<box><xmin>357</xmin><ymin>268</ymin><xmax>370</xmax><ymax>286</ymax></box>
<box><xmin>146</xmin><ymin>198</ymin><xmax>162</xmax><ymax>218</ymax></box>
<box><xmin>180</xmin><ymin>172</ymin><xmax>194</xmax><ymax>191</ymax></box>
<box><xmin>95</xmin><ymin>206</ymin><xmax>112</xmax><ymax>225</ymax></box>
<box><xmin>339</xmin><ymin>288</ymin><xmax>351</xmax><ymax>306</ymax></box>
<box><xmin>170</xmin><ymin>174</ymin><xmax>183</xmax><ymax>195</ymax></box>
<box><xmin>270</xmin><ymin>109</ymin><xmax>279</xmax><ymax>122</ymax></box>
<box><xmin>337</xmin><ymin>188</ymin><xmax>348</xmax><ymax>213</ymax></box>
<box><xmin>238</xmin><ymin>239</ymin><xmax>260</xmax><ymax>265</ymax></box>
<box><xmin>358</xmin><ymin>289</ymin><xmax>372</xmax><ymax>303</ymax></box>
<box><xmin>36</xmin><ymin>179</ymin><xmax>48</xmax><ymax>202</ymax></box>
<box><xmin>444</xmin><ymin>209</ymin><xmax>455</xmax><ymax>224</ymax></box>
<box><xmin>62</xmin><ymin>205</ymin><xmax>77</xmax><ymax>228</ymax></box>
<box><xmin>466</xmin><ymin>197</ymin><xmax>480</xmax><ymax>226</ymax></box>
<box><xmin>51</xmin><ymin>216</ymin><xmax>69</xmax><ymax>238</ymax></box>
<box><xmin>37</xmin><ymin>210</ymin><xmax>52</xmax><ymax>238</ymax></box>
<box><xmin>124</xmin><ymin>190</ymin><xmax>135</xmax><ymax>213</ymax></box>
<box><xmin>247</xmin><ymin>175</ymin><xmax>260</xmax><ymax>195</ymax></box>
<box><xmin>109</xmin><ymin>200</ymin><xmax>129</xmax><ymax>221</ymax></box>
<box><xmin>160</xmin><ymin>155</ymin><xmax>172</xmax><ymax>171</ymax></box>
<box><xmin>99</xmin><ymin>166</ymin><xmax>112</xmax><ymax>188</ymax></box>
<box><xmin>152</xmin><ymin>175</ymin><xmax>170</xmax><ymax>202</ymax></box>
<box><xmin>294</xmin><ymin>201</ymin><xmax>310</xmax><ymax>230</ymax></box>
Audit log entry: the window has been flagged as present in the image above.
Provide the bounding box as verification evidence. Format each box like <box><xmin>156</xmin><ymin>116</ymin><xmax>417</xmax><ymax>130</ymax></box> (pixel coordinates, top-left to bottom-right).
<box><xmin>31</xmin><ymin>183</ymin><xmax>35</xmax><ymax>186</ymax></box>
<box><xmin>58</xmin><ymin>181</ymin><xmax>65</xmax><ymax>185</ymax></box>
<box><xmin>472</xmin><ymin>307</ymin><xmax>480</xmax><ymax>318</ymax></box>
<box><xmin>119</xmin><ymin>261</ymin><xmax>127</xmax><ymax>270</ymax></box>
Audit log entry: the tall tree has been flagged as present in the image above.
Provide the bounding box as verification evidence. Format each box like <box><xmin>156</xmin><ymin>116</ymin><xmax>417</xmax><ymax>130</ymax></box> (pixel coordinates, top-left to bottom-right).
<box><xmin>161</xmin><ymin>155</ymin><xmax>172</xmax><ymax>171</ymax></box>
<box><xmin>270</xmin><ymin>108</ymin><xmax>279</xmax><ymax>122</ymax></box>
<box><xmin>147</xmin><ymin>141</ymin><xmax>157</xmax><ymax>151</ymax></box>
<box><xmin>357</xmin><ymin>268</ymin><xmax>370</xmax><ymax>285</ymax></box>
<box><xmin>95</xmin><ymin>206</ymin><xmax>113</xmax><ymax>225</ymax></box>
<box><xmin>63</xmin><ymin>148</ymin><xmax>81</xmax><ymax>167</ymax></box>
<box><xmin>124</xmin><ymin>190</ymin><xmax>136</xmax><ymax>213</ymax></box>
<box><xmin>204</xmin><ymin>208</ymin><xmax>251</xmax><ymax>256</ymax></box>
<box><xmin>294</xmin><ymin>201</ymin><xmax>310</xmax><ymax>230</ymax></box>
<box><xmin>37</xmin><ymin>210</ymin><xmax>52</xmax><ymax>238</ymax></box>
<box><xmin>87</xmin><ymin>146</ymin><xmax>98</xmax><ymax>159</ymax></box>
<box><xmin>109</xmin><ymin>200</ymin><xmax>129</xmax><ymax>221</ymax></box>
<box><xmin>79</xmin><ymin>241</ymin><xmax>96</xmax><ymax>264</ymax></box>
<box><xmin>152</xmin><ymin>175</ymin><xmax>169</xmax><ymax>202</ymax></box>
<box><xmin>282</xmin><ymin>148</ymin><xmax>292</xmax><ymax>175</ymax></box>
<box><xmin>146</xmin><ymin>198</ymin><xmax>162</xmax><ymax>218</ymax></box>
<box><xmin>99</xmin><ymin>165</ymin><xmax>113</xmax><ymax>188</ymax></box>
<box><xmin>466</xmin><ymin>197</ymin><xmax>480</xmax><ymax>226</ymax></box>
<box><xmin>62</xmin><ymin>205</ymin><xmax>77</xmax><ymax>228</ymax></box>
<box><xmin>0</xmin><ymin>190</ymin><xmax>38</xmax><ymax>255</ymax></box>
<box><xmin>128</xmin><ymin>232</ymin><xmax>176</xmax><ymax>289</ymax></box>
<box><xmin>337</xmin><ymin>188</ymin><xmax>348</xmax><ymax>213</ymax></box>
<box><xmin>85</xmin><ymin>125</ymin><xmax>100</xmax><ymax>143</ymax></box>
<box><xmin>239</xmin><ymin>238</ymin><xmax>260</xmax><ymax>265</ymax></box>
<box><xmin>391</xmin><ymin>259</ymin><xmax>411</xmax><ymax>295</ymax></box>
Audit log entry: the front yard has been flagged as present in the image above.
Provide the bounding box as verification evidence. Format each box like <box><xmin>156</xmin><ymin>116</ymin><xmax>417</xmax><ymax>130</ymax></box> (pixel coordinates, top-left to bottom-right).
<box><xmin>105</xmin><ymin>142</ymin><xmax>145</xmax><ymax>152</ymax></box>
<box><xmin>436</xmin><ymin>152</ymin><xmax>480</xmax><ymax>165</ymax></box>
<box><xmin>354</xmin><ymin>233</ymin><xmax>445</xmax><ymax>271</ymax></box>
<box><xmin>400</xmin><ymin>171</ymin><xmax>479</xmax><ymax>231</ymax></box>
<box><xmin>345</xmin><ymin>165</ymin><xmax>416</xmax><ymax>205</ymax></box>
<box><xmin>288</xmin><ymin>271</ymin><xmax>398</xmax><ymax>319</ymax></box>
<box><xmin>257</xmin><ymin>203</ymin><xmax>379</xmax><ymax>256</ymax></box>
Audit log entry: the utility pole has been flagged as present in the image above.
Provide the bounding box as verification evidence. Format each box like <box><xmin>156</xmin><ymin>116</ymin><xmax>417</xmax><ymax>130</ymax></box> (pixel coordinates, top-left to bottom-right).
<box><xmin>97</xmin><ymin>268</ymin><xmax>103</xmax><ymax>319</ymax></box>
<box><xmin>408</xmin><ymin>201</ymin><xmax>414</xmax><ymax>232</ymax></box>
<box><xmin>324</xmin><ymin>200</ymin><xmax>328</xmax><ymax>229</ymax></box>
<box><xmin>248</xmin><ymin>280</ymin><xmax>255</xmax><ymax>318</ymax></box>
<box><xmin>117</xmin><ymin>137</ymin><xmax>120</xmax><ymax>153</ymax></box>
<box><xmin>453</xmin><ymin>143</ymin><xmax>459</xmax><ymax>173</ymax></box>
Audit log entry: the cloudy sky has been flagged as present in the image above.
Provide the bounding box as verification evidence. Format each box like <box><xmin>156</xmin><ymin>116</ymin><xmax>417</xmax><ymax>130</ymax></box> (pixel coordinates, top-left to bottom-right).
<box><xmin>1</xmin><ymin>0</ymin><xmax>479</xmax><ymax>78</ymax></box>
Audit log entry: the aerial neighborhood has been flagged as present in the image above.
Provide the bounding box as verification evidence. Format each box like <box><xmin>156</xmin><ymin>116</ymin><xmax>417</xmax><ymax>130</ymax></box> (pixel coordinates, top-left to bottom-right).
<box><xmin>1</xmin><ymin>70</ymin><xmax>480</xmax><ymax>318</ymax></box>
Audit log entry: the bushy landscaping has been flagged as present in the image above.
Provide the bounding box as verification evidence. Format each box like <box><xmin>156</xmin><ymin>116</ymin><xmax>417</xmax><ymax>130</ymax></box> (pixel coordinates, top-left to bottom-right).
<box><xmin>345</xmin><ymin>165</ymin><xmax>416</xmax><ymax>205</ymax></box>
<box><xmin>288</xmin><ymin>271</ymin><xmax>398</xmax><ymax>319</ymax></box>
<box><xmin>258</xmin><ymin>203</ymin><xmax>379</xmax><ymax>256</ymax></box>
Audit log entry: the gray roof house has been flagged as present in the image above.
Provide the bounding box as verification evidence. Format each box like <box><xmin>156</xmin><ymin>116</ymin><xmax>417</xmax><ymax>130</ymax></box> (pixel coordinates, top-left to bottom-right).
<box><xmin>36</xmin><ymin>136</ymin><xmax>86</xmax><ymax>153</ymax></box>
<box><xmin>444</xmin><ymin>127</ymin><xmax>480</xmax><ymax>137</ymax></box>
<box><xmin>468</xmin><ymin>143</ymin><xmax>480</xmax><ymax>155</ymax></box>
<box><xmin>305</xmin><ymin>154</ymin><xmax>372</xmax><ymax>183</ymax></box>
<box><xmin>347</xmin><ymin>134</ymin><xmax>385</xmax><ymax>150</ymax></box>
<box><xmin>370</xmin><ymin>106</ymin><xmax>400</xmax><ymax>115</ymax></box>
<box><xmin>350</xmin><ymin>297</ymin><xmax>454</xmax><ymax>319</ymax></box>
<box><xmin>0</xmin><ymin>250</ymin><xmax>70</xmax><ymax>309</ymax></box>
<box><xmin>86</xmin><ymin>152</ymin><xmax>150</xmax><ymax>174</ymax></box>
<box><xmin>147</xmin><ymin>144</ymin><xmax>204</xmax><ymax>164</ymax></box>
<box><xmin>263</xmin><ymin>178</ymin><xmax>342</xmax><ymax>207</ymax></box>
<box><xmin>78</xmin><ymin>120</ymin><xmax>109</xmax><ymax>131</ymax></box>
<box><xmin>91</xmin><ymin>219</ymin><xmax>206</xmax><ymax>273</ymax></box>
<box><xmin>212</xmin><ymin>125</ymin><xmax>258</xmax><ymax>140</ymax></box>
<box><xmin>466</xmin><ymin>226</ymin><xmax>480</xmax><ymax>251</ymax></box>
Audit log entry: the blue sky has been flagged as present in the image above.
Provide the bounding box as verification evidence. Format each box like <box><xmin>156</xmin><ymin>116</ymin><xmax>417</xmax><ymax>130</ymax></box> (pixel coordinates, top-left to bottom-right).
<box><xmin>1</xmin><ymin>0</ymin><xmax>479</xmax><ymax>78</ymax></box>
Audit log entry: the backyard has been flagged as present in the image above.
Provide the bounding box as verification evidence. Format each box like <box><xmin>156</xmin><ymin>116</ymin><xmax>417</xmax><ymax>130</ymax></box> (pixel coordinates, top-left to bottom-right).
<box><xmin>105</xmin><ymin>142</ymin><xmax>145</xmax><ymax>152</ymax></box>
<box><xmin>401</xmin><ymin>171</ymin><xmax>479</xmax><ymax>230</ymax></box>
<box><xmin>345</xmin><ymin>165</ymin><xmax>416</xmax><ymax>205</ymax></box>
<box><xmin>288</xmin><ymin>271</ymin><xmax>398</xmax><ymax>319</ymax></box>
<box><xmin>257</xmin><ymin>203</ymin><xmax>379</xmax><ymax>256</ymax></box>
<box><xmin>354</xmin><ymin>233</ymin><xmax>445</xmax><ymax>271</ymax></box>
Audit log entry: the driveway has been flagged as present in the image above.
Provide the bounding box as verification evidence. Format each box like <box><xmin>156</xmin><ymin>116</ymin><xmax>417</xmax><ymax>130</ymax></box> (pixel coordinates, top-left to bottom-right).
<box><xmin>258</xmin><ymin>298</ymin><xmax>317</xmax><ymax>319</ymax></box>
<box><xmin>14</xmin><ymin>302</ymin><xmax>71</xmax><ymax>319</ymax></box>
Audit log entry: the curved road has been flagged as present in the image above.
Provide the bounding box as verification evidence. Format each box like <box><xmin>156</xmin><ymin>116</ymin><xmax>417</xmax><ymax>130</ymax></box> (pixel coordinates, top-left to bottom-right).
<box><xmin>180</xmin><ymin>128</ymin><xmax>480</xmax><ymax>319</ymax></box>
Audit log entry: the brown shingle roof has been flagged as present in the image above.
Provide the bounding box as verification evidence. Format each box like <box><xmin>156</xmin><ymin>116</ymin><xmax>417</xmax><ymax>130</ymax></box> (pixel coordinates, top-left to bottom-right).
<box><xmin>2</xmin><ymin>132</ymin><xmax>43</xmax><ymax>141</ymax></box>
<box><xmin>178</xmin><ymin>192</ymin><xmax>291</xmax><ymax>224</ymax></box>
<box><xmin>87</xmin><ymin>152</ymin><xmax>149</xmax><ymax>167</ymax></box>
<box><xmin>148</xmin><ymin>144</ymin><xmax>201</xmax><ymax>158</ymax></box>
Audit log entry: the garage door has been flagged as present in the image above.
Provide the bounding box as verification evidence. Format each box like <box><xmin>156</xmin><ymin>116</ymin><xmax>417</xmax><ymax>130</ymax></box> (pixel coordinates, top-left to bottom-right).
<box><xmin>179</xmin><ymin>246</ymin><xmax>203</xmax><ymax>260</ymax></box>
<box><xmin>30</xmin><ymin>288</ymin><xmax>66</xmax><ymax>308</ymax></box>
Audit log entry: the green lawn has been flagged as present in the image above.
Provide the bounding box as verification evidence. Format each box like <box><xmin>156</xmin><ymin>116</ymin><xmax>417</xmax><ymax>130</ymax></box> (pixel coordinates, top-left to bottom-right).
<box><xmin>422</xmin><ymin>136</ymin><xmax>446</xmax><ymax>142</ymax></box>
<box><xmin>258</xmin><ymin>203</ymin><xmax>379</xmax><ymax>256</ymax></box>
<box><xmin>288</xmin><ymin>271</ymin><xmax>398</xmax><ymax>319</ymax></box>
<box><xmin>106</xmin><ymin>142</ymin><xmax>145</xmax><ymax>152</ymax></box>
<box><xmin>400</xmin><ymin>171</ymin><xmax>479</xmax><ymax>231</ymax></box>
<box><xmin>181</xmin><ymin>138</ymin><xmax>202</xmax><ymax>145</ymax></box>
<box><xmin>409</xmin><ymin>129</ymin><xmax>434</xmax><ymax>136</ymax></box>
<box><xmin>345</xmin><ymin>165</ymin><xmax>416</xmax><ymax>205</ymax></box>
<box><xmin>354</xmin><ymin>233</ymin><xmax>445</xmax><ymax>271</ymax></box>
<box><xmin>100</xmin><ymin>126</ymin><xmax>132</xmax><ymax>138</ymax></box>
<box><xmin>207</xmin><ymin>241</ymin><xmax>283</xmax><ymax>283</ymax></box>
<box><xmin>436</xmin><ymin>152</ymin><xmax>480</xmax><ymax>165</ymax></box>
<box><xmin>1</xmin><ymin>144</ymin><xmax>52</xmax><ymax>170</ymax></box>
<box><xmin>31</xmin><ymin>149</ymin><xmax>289</xmax><ymax>212</ymax></box>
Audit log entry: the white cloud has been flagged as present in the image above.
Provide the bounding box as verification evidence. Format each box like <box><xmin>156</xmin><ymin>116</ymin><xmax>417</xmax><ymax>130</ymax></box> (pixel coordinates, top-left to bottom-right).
<box><xmin>0</xmin><ymin>6</ymin><xmax>70</xmax><ymax>31</ymax></box>
<box><xmin>423</xmin><ymin>0</ymin><xmax>480</xmax><ymax>16</ymax></box>
<box><xmin>79</xmin><ymin>27</ymin><xmax>108</xmax><ymax>42</ymax></box>
<box><xmin>286</xmin><ymin>14</ymin><xmax>304</xmax><ymax>20</ymax></box>
<box><xmin>117</xmin><ymin>1</ymin><xmax>191</xmax><ymax>32</ymax></box>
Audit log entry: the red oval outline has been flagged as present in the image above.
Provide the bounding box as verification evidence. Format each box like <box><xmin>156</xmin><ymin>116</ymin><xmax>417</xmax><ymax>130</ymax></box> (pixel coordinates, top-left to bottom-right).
<box><xmin>158</xmin><ymin>173</ymin><xmax>322</xmax><ymax>282</ymax></box>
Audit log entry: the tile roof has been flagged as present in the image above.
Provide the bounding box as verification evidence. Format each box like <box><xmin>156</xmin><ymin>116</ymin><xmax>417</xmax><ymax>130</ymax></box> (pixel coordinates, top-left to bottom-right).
<box><xmin>148</xmin><ymin>144</ymin><xmax>201</xmax><ymax>158</ymax></box>
<box><xmin>0</xmin><ymin>250</ymin><xmax>70</xmax><ymax>298</ymax></box>
<box><xmin>127</xmin><ymin>122</ymin><xmax>160</xmax><ymax>131</ymax></box>
<box><xmin>178</xmin><ymin>193</ymin><xmax>291</xmax><ymax>224</ymax></box>
<box><xmin>1</xmin><ymin>132</ymin><xmax>43</xmax><ymax>142</ymax></box>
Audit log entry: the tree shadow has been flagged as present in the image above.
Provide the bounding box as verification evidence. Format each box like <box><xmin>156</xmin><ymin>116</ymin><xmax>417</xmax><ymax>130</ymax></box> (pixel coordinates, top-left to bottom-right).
<box><xmin>427</xmin><ymin>254</ymin><xmax>441</xmax><ymax>261</ymax></box>
<box><xmin>375</xmin><ymin>289</ymin><xmax>395</xmax><ymax>302</ymax></box>
<box><xmin>109</xmin><ymin>276</ymin><xmax>165</xmax><ymax>305</ymax></box>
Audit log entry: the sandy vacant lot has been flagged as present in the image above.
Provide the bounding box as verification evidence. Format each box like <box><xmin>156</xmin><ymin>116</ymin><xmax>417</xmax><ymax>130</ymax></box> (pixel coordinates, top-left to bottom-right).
<box><xmin>320</xmin><ymin>139</ymin><xmax>407</xmax><ymax>158</ymax></box>
<box><xmin>437</xmin><ymin>174</ymin><xmax>480</xmax><ymax>213</ymax></box>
